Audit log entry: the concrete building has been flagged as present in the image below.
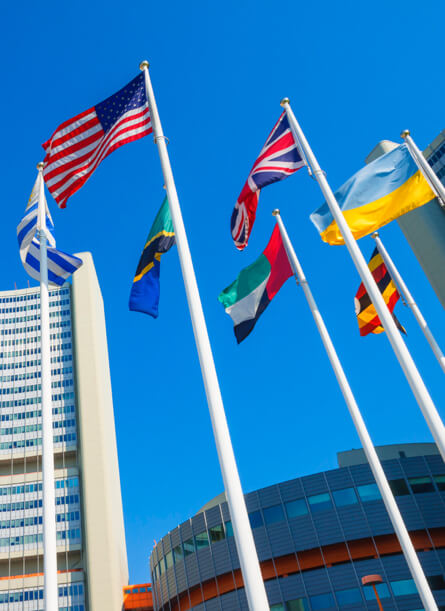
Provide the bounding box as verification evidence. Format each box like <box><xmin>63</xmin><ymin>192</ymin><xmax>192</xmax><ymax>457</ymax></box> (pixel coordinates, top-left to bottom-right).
<box><xmin>150</xmin><ymin>443</ymin><xmax>445</xmax><ymax>610</ymax></box>
<box><xmin>0</xmin><ymin>252</ymin><xmax>128</xmax><ymax>611</ymax></box>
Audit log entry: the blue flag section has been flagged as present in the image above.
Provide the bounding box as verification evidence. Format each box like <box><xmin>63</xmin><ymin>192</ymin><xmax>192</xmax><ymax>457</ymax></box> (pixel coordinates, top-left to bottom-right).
<box><xmin>129</xmin><ymin>197</ymin><xmax>175</xmax><ymax>318</ymax></box>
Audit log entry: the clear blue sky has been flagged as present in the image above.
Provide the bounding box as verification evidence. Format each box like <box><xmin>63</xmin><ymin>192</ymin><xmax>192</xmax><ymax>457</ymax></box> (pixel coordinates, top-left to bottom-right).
<box><xmin>3</xmin><ymin>0</ymin><xmax>445</xmax><ymax>585</ymax></box>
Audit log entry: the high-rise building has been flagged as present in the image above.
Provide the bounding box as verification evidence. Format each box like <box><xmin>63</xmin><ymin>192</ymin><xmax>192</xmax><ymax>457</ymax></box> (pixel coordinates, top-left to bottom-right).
<box><xmin>150</xmin><ymin>443</ymin><xmax>445</xmax><ymax>610</ymax></box>
<box><xmin>0</xmin><ymin>252</ymin><xmax>128</xmax><ymax>611</ymax></box>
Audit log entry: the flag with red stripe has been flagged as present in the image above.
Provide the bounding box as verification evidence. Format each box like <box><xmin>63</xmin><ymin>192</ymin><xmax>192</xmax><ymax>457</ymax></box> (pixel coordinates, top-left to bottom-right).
<box><xmin>354</xmin><ymin>247</ymin><xmax>406</xmax><ymax>336</ymax></box>
<box><xmin>42</xmin><ymin>73</ymin><xmax>152</xmax><ymax>208</ymax></box>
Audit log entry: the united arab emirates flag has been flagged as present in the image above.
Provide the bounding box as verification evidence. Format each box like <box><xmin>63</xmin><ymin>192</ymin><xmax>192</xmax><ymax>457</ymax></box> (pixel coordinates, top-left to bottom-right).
<box><xmin>218</xmin><ymin>225</ymin><xmax>293</xmax><ymax>343</ymax></box>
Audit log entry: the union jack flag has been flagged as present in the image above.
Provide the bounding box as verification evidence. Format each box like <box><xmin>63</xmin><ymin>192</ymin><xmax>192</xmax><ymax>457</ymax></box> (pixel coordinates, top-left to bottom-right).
<box><xmin>42</xmin><ymin>74</ymin><xmax>152</xmax><ymax>208</ymax></box>
<box><xmin>231</xmin><ymin>112</ymin><xmax>304</xmax><ymax>250</ymax></box>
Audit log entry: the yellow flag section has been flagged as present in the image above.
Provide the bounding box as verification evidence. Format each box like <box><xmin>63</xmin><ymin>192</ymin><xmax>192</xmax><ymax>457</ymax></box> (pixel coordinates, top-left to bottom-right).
<box><xmin>310</xmin><ymin>144</ymin><xmax>435</xmax><ymax>245</ymax></box>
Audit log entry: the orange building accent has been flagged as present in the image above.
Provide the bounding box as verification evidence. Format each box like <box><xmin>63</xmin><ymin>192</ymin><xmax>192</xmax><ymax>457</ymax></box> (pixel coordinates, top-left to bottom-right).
<box><xmin>123</xmin><ymin>583</ymin><xmax>153</xmax><ymax>611</ymax></box>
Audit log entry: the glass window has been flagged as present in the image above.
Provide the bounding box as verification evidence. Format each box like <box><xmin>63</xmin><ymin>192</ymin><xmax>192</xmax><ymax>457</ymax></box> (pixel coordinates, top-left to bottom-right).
<box><xmin>209</xmin><ymin>524</ymin><xmax>225</xmax><ymax>543</ymax></box>
<box><xmin>363</xmin><ymin>583</ymin><xmax>390</xmax><ymax>600</ymax></box>
<box><xmin>195</xmin><ymin>531</ymin><xmax>209</xmax><ymax>550</ymax></box>
<box><xmin>164</xmin><ymin>550</ymin><xmax>173</xmax><ymax>569</ymax></box>
<box><xmin>285</xmin><ymin>498</ymin><xmax>308</xmax><ymax>518</ymax></box>
<box><xmin>270</xmin><ymin>605</ymin><xmax>285</xmax><ymax>611</ymax></box>
<box><xmin>183</xmin><ymin>538</ymin><xmax>195</xmax><ymax>556</ymax></box>
<box><xmin>225</xmin><ymin>520</ymin><xmax>233</xmax><ymax>537</ymax></box>
<box><xmin>310</xmin><ymin>592</ymin><xmax>335</xmax><ymax>609</ymax></box>
<box><xmin>335</xmin><ymin>588</ymin><xmax>362</xmax><ymax>606</ymax></box>
<box><xmin>357</xmin><ymin>483</ymin><xmax>381</xmax><ymax>502</ymax></box>
<box><xmin>173</xmin><ymin>544</ymin><xmax>184</xmax><ymax>563</ymax></box>
<box><xmin>391</xmin><ymin>578</ymin><xmax>417</xmax><ymax>596</ymax></box>
<box><xmin>249</xmin><ymin>510</ymin><xmax>263</xmax><ymax>529</ymax></box>
<box><xmin>332</xmin><ymin>488</ymin><xmax>358</xmax><ymax>507</ymax></box>
<box><xmin>389</xmin><ymin>479</ymin><xmax>410</xmax><ymax>496</ymax></box>
<box><xmin>308</xmin><ymin>493</ymin><xmax>333</xmax><ymax>513</ymax></box>
<box><xmin>263</xmin><ymin>504</ymin><xmax>285</xmax><ymax>524</ymax></box>
<box><xmin>286</xmin><ymin>598</ymin><xmax>308</xmax><ymax>610</ymax></box>
<box><xmin>434</xmin><ymin>475</ymin><xmax>445</xmax><ymax>491</ymax></box>
<box><xmin>428</xmin><ymin>575</ymin><xmax>445</xmax><ymax>590</ymax></box>
<box><xmin>408</xmin><ymin>476</ymin><xmax>434</xmax><ymax>493</ymax></box>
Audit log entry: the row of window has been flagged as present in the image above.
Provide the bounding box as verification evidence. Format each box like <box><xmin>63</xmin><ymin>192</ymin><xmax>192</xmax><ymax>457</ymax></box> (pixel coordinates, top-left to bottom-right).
<box><xmin>124</xmin><ymin>586</ymin><xmax>153</xmax><ymax>594</ymax></box>
<box><xmin>0</xmin><ymin>310</ymin><xmax>70</xmax><ymax>324</ymax></box>
<box><xmin>0</xmin><ymin>494</ymin><xmax>79</xmax><ymax>513</ymax></box>
<box><xmin>0</xmin><ymin>528</ymin><xmax>81</xmax><ymax>547</ymax></box>
<box><xmin>0</xmin><ymin>365</ymin><xmax>73</xmax><ymax>381</ymax></box>
<box><xmin>0</xmin><ymin>390</ymin><xmax>75</xmax><ymax>408</ymax></box>
<box><xmin>0</xmin><ymin>510</ymin><xmax>79</xmax><ymax>530</ymax></box>
<box><xmin>428</xmin><ymin>144</ymin><xmax>445</xmax><ymax>166</ymax></box>
<box><xmin>0</xmin><ymin>341</ymin><xmax>72</xmax><ymax>357</ymax></box>
<box><xmin>0</xmin><ymin>403</ymin><xmax>75</xmax><ymax>420</ymax></box>
<box><xmin>0</xmin><ymin>288</ymin><xmax>69</xmax><ymax>304</ymax></box>
<box><xmin>0</xmin><ymin>477</ymin><xmax>78</xmax><ymax>496</ymax></box>
<box><xmin>0</xmin><ymin>418</ymin><xmax>76</xmax><ymax>436</ymax></box>
<box><xmin>0</xmin><ymin>325</ymin><xmax>41</xmax><ymax>335</ymax></box>
<box><xmin>271</xmin><ymin>575</ymin><xmax>445</xmax><ymax>610</ymax></box>
<box><xmin>0</xmin><ymin>431</ymin><xmax>77</xmax><ymax>450</ymax></box>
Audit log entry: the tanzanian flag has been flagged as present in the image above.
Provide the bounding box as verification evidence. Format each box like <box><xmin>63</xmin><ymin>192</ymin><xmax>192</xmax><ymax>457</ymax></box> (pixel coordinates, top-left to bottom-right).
<box><xmin>129</xmin><ymin>197</ymin><xmax>175</xmax><ymax>318</ymax></box>
<box><xmin>310</xmin><ymin>144</ymin><xmax>435</xmax><ymax>244</ymax></box>
<box><xmin>355</xmin><ymin>247</ymin><xmax>405</xmax><ymax>336</ymax></box>
<box><xmin>218</xmin><ymin>225</ymin><xmax>293</xmax><ymax>343</ymax></box>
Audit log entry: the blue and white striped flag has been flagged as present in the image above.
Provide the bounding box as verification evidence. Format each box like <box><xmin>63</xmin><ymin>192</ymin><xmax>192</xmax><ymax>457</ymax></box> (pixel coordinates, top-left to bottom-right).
<box><xmin>17</xmin><ymin>173</ymin><xmax>83</xmax><ymax>286</ymax></box>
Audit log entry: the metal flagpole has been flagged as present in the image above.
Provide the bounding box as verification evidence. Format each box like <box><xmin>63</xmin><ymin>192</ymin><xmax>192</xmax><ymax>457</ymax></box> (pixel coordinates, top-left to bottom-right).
<box><xmin>372</xmin><ymin>232</ymin><xmax>445</xmax><ymax>375</ymax></box>
<box><xmin>273</xmin><ymin>209</ymin><xmax>438</xmax><ymax>611</ymax></box>
<box><xmin>401</xmin><ymin>130</ymin><xmax>445</xmax><ymax>209</ymax></box>
<box><xmin>140</xmin><ymin>61</ymin><xmax>269</xmax><ymax>611</ymax></box>
<box><xmin>281</xmin><ymin>99</ymin><xmax>445</xmax><ymax>464</ymax></box>
<box><xmin>36</xmin><ymin>162</ymin><xmax>58</xmax><ymax>611</ymax></box>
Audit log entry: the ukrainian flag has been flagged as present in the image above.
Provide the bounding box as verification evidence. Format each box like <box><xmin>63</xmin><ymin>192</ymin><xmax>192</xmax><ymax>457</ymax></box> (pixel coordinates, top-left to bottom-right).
<box><xmin>310</xmin><ymin>144</ymin><xmax>435</xmax><ymax>245</ymax></box>
<box><xmin>129</xmin><ymin>197</ymin><xmax>175</xmax><ymax>318</ymax></box>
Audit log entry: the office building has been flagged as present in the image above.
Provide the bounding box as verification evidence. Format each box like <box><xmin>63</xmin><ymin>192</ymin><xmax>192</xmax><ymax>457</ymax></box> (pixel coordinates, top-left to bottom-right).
<box><xmin>0</xmin><ymin>252</ymin><xmax>128</xmax><ymax>611</ymax></box>
<box><xmin>150</xmin><ymin>443</ymin><xmax>445</xmax><ymax>610</ymax></box>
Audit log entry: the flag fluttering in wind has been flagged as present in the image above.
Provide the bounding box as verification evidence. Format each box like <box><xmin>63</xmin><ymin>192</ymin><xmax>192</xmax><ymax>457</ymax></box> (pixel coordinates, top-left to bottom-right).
<box><xmin>129</xmin><ymin>197</ymin><xmax>175</xmax><ymax>318</ymax></box>
<box><xmin>42</xmin><ymin>74</ymin><xmax>152</xmax><ymax>209</ymax></box>
<box><xmin>355</xmin><ymin>247</ymin><xmax>405</xmax><ymax>336</ymax></box>
<box><xmin>219</xmin><ymin>225</ymin><xmax>293</xmax><ymax>342</ymax></box>
<box><xmin>17</xmin><ymin>173</ymin><xmax>83</xmax><ymax>285</ymax></box>
<box><xmin>310</xmin><ymin>144</ymin><xmax>435</xmax><ymax>245</ymax></box>
<box><xmin>230</xmin><ymin>112</ymin><xmax>304</xmax><ymax>250</ymax></box>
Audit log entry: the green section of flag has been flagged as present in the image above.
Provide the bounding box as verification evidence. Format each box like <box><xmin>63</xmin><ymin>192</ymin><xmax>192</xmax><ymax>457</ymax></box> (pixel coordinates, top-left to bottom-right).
<box><xmin>218</xmin><ymin>254</ymin><xmax>271</xmax><ymax>309</ymax></box>
<box><xmin>145</xmin><ymin>196</ymin><xmax>174</xmax><ymax>245</ymax></box>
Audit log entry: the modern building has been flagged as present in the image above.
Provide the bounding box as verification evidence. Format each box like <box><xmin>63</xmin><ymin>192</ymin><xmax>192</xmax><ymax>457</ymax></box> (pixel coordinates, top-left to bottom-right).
<box><xmin>123</xmin><ymin>583</ymin><xmax>154</xmax><ymax>610</ymax></box>
<box><xmin>150</xmin><ymin>443</ymin><xmax>445</xmax><ymax>610</ymax></box>
<box><xmin>0</xmin><ymin>252</ymin><xmax>128</xmax><ymax>611</ymax></box>
<box><xmin>365</xmin><ymin>130</ymin><xmax>445</xmax><ymax>308</ymax></box>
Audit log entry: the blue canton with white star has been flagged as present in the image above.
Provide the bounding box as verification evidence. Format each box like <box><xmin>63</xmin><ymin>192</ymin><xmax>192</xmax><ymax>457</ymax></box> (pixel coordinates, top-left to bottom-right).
<box><xmin>95</xmin><ymin>74</ymin><xmax>147</xmax><ymax>134</ymax></box>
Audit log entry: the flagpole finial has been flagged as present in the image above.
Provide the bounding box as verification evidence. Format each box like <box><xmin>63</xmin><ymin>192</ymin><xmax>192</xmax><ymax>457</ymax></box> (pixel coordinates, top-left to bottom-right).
<box><xmin>401</xmin><ymin>130</ymin><xmax>410</xmax><ymax>139</ymax></box>
<box><xmin>372</xmin><ymin>231</ymin><xmax>379</xmax><ymax>238</ymax></box>
<box><xmin>37</xmin><ymin>162</ymin><xmax>44</xmax><ymax>171</ymax></box>
<box><xmin>272</xmin><ymin>209</ymin><xmax>280</xmax><ymax>216</ymax></box>
<box><xmin>140</xmin><ymin>60</ymin><xmax>150</xmax><ymax>71</ymax></box>
<box><xmin>280</xmin><ymin>98</ymin><xmax>290</xmax><ymax>107</ymax></box>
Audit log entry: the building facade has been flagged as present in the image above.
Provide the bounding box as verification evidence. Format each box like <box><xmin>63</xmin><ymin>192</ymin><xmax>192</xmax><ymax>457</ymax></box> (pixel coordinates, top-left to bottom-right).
<box><xmin>150</xmin><ymin>444</ymin><xmax>445</xmax><ymax>610</ymax></box>
<box><xmin>0</xmin><ymin>252</ymin><xmax>128</xmax><ymax>611</ymax></box>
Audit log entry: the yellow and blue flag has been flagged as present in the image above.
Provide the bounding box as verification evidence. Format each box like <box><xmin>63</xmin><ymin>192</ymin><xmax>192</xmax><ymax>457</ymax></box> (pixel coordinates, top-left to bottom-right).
<box><xmin>310</xmin><ymin>144</ymin><xmax>435</xmax><ymax>244</ymax></box>
<box><xmin>129</xmin><ymin>197</ymin><xmax>175</xmax><ymax>318</ymax></box>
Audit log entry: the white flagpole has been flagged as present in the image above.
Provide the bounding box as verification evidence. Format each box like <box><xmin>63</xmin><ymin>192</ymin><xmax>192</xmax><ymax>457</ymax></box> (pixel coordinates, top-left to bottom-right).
<box><xmin>36</xmin><ymin>162</ymin><xmax>58</xmax><ymax>611</ymax></box>
<box><xmin>140</xmin><ymin>62</ymin><xmax>269</xmax><ymax>611</ymax></box>
<box><xmin>372</xmin><ymin>232</ymin><xmax>445</xmax><ymax>375</ymax></box>
<box><xmin>273</xmin><ymin>209</ymin><xmax>438</xmax><ymax>611</ymax></box>
<box><xmin>401</xmin><ymin>130</ymin><xmax>445</xmax><ymax>209</ymax></box>
<box><xmin>281</xmin><ymin>99</ymin><xmax>445</xmax><ymax>464</ymax></box>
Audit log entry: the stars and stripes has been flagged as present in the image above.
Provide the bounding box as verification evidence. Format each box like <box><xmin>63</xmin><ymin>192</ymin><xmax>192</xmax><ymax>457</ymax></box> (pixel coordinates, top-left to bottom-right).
<box><xmin>42</xmin><ymin>73</ymin><xmax>152</xmax><ymax>208</ymax></box>
<box><xmin>354</xmin><ymin>247</ymin><xmax>405</xmax><ymax>336</ymax></box>
<box><xmin>17</xmin><ymin>173</ymin><xmax>83</xmax><ymax>286</ymax></box>
<box><xmin>231</xmin><ymin>112</ymin><xmax>305</xmax><ymax>250</ymax></box>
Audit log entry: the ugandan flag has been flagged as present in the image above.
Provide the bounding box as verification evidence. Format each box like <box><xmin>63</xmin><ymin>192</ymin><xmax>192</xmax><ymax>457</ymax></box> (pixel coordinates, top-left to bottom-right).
<box><xmin>218</xmin><ymin>225</ymin><xmax>293</xmax><ymax>343</ymax></box>
<box><xmin>355</xmin><ymin>247</ymin><xmax>405</xmax><ymax>336</ymax></box>
<box><xmin>310</xmin><ymin>144</ymin><xmax>435</xmax><ymax>245</ymax></box>
<box><xmin>129</xmin><ymin>197</ymin><xmax>175</xmax><ymax>318</ymax></box>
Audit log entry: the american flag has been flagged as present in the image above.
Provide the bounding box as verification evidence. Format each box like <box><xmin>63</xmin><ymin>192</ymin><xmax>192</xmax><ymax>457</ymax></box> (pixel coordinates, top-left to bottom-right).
<box><xmin>42</xmin><ymin>73</ymin><xmax>152</xmax><ymax>208</ymax></box>
<box><xmin>231</xmin><ymin>112</ymin><xmax>305</xmax><ymax>250</ymax></box>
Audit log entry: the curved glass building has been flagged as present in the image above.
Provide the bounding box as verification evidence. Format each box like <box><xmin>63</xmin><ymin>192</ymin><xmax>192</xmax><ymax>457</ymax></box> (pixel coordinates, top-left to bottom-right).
<box><xmin>150</xmin><ymin>443</ymin><xmax>445</xmax><ymax>610</ymax></box>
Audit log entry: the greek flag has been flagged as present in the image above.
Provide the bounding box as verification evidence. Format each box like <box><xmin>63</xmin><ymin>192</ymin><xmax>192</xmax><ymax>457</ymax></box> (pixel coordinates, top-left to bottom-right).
<box><xmin>17</xmin><ymin>173</ymin><xmax>83</xmax><ymax>286</ymax></box>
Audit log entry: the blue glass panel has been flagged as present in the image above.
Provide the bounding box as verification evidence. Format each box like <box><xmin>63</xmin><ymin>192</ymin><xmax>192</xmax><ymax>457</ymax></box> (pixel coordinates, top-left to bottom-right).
<box><xmin>335</xmin><ymin>588</ymin><xmax>362</xmax><ymax>606</ymax></box>
<box><xmin>363</xmin><ymin>583</ymin><xmax>390</xmax><ymax>600</ymax></box>
<box><xmin>409</xmin><ymin>476</ymin><xmax>434</xmax><ymax>493</ymax></box>
<box><xmin>249</xmin><ymin>510</ymin><xmax>263</xmax><ymax>528</ymax></box>
<box><xmin>263</xmin><ymin>504</ymin><xmax>285</xmax><ymax>525</ymax></box>
<box><xmin>391</xmin><ymin>579</ymin><xmax>417</xmax><ymax>596</ymax></box>
<box><xmin>286</xmin><ymin>599</ymin><xmax>309</xmax><ymax>611</ymax></box>
<box><xmin>308</xmin><ymin>493</ymin><xmax>333</xmax><ymax>513</ymax></box>
<box><xmin>270</xmin><ymin>605</ymin><xmax>285</xmax><ymax>611</ymax></box>
<box><xmin>310</xmin><ymin>592</ymin><xmax>335</xmax><ymax>609</ymax></box>
<box><xmin>225</xmin><ymin>520</ymin><xmax>233</xmax><ymax>537</ymax></box>
<box><xmin>183</xmin><ymin>537</ymin><xmax>195</xmax><ymax>555</ymax></box>
<box><xmin>195</xmin><ymin>531</ymin><xmax>209</xmax><ymax>550</ymax></box>
<box><xmin>357</xmin><ymin>483</ymin><xmax>381</xmax><ymax>502</ymax></box>
<box><xmin>285</xmin><ymin>498</ymin><xmax>308</xmax><ymax>518</ymax></box>
<box><xmin>332</xmin><ymin>488</ymin><xmax>358</xmax><ymax>507</ymax></box>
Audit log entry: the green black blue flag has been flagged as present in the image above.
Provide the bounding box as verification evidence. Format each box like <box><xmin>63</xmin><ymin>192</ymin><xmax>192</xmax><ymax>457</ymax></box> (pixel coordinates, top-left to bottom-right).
<box><xmin>129</xmin><ymin>197</ymin><xmax>175</xmax><ymax>318</ymax></box>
